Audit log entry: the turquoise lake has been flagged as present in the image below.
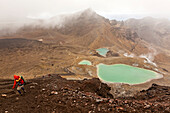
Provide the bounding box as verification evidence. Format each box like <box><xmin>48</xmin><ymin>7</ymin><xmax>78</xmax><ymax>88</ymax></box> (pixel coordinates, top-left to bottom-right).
<box><xmin>78</xmin><ymin>60</ymin><xmax>92</xmax><ymax>65</ymax></box>
<box><xmin>96</xmin><ymin>48</ymin><xmax>109</xmax><ymax>57</ymax></box>
<box><xmin>97</xmin><ymin>64</ymin><xmax>162</xmax><ymax>84</ymax></box>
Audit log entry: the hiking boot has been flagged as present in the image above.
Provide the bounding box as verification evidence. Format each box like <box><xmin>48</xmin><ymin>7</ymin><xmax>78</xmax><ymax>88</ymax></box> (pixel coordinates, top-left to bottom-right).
<box><xmin>23</xmin><ymin>90</ymin><xmax>26</xmax><ymax>93</ymax></box>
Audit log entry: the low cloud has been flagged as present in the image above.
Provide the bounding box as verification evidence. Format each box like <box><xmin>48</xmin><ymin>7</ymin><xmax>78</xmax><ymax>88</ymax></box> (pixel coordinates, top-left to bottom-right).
<box><xmin>0</xmin><ymin>0</ymin><xmax>170</xmax><ymax>33</ymax></box>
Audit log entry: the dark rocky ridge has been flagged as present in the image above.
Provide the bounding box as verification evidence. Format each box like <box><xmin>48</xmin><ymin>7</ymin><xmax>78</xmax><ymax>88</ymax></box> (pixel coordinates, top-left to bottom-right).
<box><xmin>0</xmin><ymin>38</ymin><xmax>43</xmax><ymax>49</ymax></box>
<box><xmin>0</xmin><ymin>75</ymin><xmax>169</xmax><ymax>113</ymax></box>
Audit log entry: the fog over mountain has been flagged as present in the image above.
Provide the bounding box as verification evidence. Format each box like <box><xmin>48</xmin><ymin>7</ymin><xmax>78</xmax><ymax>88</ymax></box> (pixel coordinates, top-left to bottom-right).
<box><xmin>0</xmin><ymin>0</ymin><xmax>169</xmax><ymax>37</ymax></box>
<box><xmin>0</xmin><ymin>0</ymin><xmax>170</xmax><ymax>23</ymax></box>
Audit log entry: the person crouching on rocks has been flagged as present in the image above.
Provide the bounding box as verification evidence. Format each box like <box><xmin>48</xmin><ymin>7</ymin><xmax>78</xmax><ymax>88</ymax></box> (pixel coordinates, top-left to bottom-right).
<box><xmin>12</xmin><ymin>75</ymin><xmax>26</xmax><ymax>95</ymax></box>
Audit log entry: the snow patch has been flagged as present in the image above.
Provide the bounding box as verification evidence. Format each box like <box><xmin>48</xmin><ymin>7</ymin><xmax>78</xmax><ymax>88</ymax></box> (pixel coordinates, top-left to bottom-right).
<box><xmin>139</xmin><ymin>54</ymin><xmax>157</xmax><ymax>67</ymax></box>
<box><xmin>123</xmin><ymin>53</ymin><xmax>135</xmax><ymax>58</ymax></box>
<box><xmin>38</xmin><ymin>39</ymin><xmax>43</xmax><ymax>42</ymax></box>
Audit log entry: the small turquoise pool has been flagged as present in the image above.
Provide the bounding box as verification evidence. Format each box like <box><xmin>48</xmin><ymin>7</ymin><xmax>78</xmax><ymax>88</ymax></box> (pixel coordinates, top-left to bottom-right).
<box><xmin>97</xmin><ymin>64</ymin><xmax>162</xmax><ymax>84</ymax></box>
<box><xmin>78</xmin><ymin>60</ymin><xmax>92</xmax><ymax>65</ymax></box>
<box><xmin>96</xmin><ymin>48</ymin><xmax>109</xmax><ymax>57</ymax></box>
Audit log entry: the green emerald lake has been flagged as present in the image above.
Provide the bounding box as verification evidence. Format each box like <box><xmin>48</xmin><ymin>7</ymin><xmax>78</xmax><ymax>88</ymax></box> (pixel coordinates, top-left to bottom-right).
<box><xmin>96</xmin><ymin>48</ymin><xmax>109</xmax><ymax>57</ymax></box>
<box><xmin>78</xmin><ymin>60</ymin><xmax>92</xmax><ymax>65</ymax></box>
<box><xmin>97</xmin><ymin>64</ymin><xmax>162</xmax><ymax>84</ymax></box>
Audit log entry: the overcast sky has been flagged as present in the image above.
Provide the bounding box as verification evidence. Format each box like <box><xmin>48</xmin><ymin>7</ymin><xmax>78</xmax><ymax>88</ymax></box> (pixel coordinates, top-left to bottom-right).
<box><xmin>0</xmin><ymin>0</ymin><xmax>170</xmax><ymax>22</ymax></box>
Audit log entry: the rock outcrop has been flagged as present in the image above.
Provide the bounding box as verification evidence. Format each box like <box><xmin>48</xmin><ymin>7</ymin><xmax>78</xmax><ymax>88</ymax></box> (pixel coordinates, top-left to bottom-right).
<box><xmin>0</xmin><ymin>75</ymin><xmax>169</xmax><ymax>113</ymax></box>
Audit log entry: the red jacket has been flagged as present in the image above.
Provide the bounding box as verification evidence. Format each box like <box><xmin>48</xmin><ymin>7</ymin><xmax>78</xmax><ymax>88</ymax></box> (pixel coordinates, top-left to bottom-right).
<box><xmin>12</xmin><ymin>75</ymin><xmax>25</xmax><ymax>89</ymax></box>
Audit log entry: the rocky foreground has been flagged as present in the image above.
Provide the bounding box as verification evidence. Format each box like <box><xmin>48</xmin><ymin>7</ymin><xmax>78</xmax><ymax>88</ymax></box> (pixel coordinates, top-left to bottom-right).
<box><xmin>0</xmin><ymin>75</ymin><xmax>170</xmax><ymax>113</ymax></box>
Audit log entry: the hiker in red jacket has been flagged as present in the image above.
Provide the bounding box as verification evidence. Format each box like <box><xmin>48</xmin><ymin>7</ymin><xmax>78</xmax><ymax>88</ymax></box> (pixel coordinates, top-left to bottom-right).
<box><xmin>13</xmin><ymin>75</ymin><xmax>26</xmax><ymax>95</ymax></box>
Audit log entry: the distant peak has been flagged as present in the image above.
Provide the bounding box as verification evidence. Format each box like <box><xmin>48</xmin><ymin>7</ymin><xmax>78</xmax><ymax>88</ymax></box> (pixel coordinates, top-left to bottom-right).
<box><xmin>81</xmin><ymin>8</ymin><xmax>96</xmax><ymax>15</ymax></box>
<box><xmin>84</xmin><ymin>8</ymin><xmax>95</xmax><ymax>12</ymax></box>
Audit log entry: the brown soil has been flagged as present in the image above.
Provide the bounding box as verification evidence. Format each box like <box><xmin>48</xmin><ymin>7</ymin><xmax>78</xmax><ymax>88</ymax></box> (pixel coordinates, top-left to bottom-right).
<box><xmin>0</xmin><ymin>75</ymin><xmax>169</xmax><ymax>113</ymax></box>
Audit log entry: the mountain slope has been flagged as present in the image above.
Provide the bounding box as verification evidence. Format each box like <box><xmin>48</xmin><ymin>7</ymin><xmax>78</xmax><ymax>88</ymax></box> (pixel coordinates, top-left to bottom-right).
<box><xmin>3</xmin><ymin>9</ymin><xmax>148</xmax><ymax>53</ymax></box>
<box><xmin>125</xmin><ymin>17</ymin><xmax>170</xmax><ymax>49</ymax></box>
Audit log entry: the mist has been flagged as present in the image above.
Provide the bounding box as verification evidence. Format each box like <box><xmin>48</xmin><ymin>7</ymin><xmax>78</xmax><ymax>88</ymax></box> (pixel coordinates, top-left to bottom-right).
<box><xmin>1</xmin><ymin>0</ymin><xmax>170</xmax><ymax>21</ymax></box>
<box><xmin>0</xmin><ymin>0</ymin><xmax>170</xmax><ymax>34</ymax></box>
